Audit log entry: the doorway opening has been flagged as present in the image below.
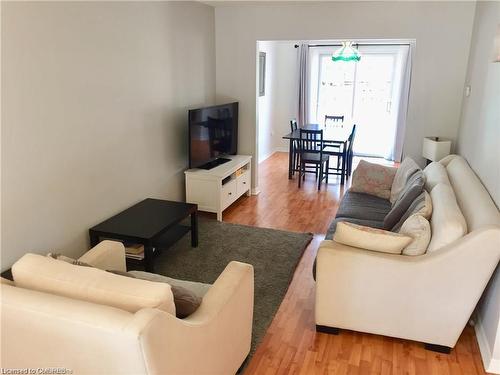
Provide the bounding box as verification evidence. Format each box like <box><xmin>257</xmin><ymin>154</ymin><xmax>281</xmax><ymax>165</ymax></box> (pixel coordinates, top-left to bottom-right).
<box><xmin>255</xmin><ymin>39</ymin><xmax>414</xmax><ymax>190</ymax></box>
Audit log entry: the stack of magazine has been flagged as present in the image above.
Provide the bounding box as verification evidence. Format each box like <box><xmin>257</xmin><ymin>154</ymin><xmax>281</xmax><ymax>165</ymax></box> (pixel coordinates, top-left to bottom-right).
<box><xmin>125</xmin><ymin>243</ymin><xmax>145</xmax><ymax>260</ymax></box>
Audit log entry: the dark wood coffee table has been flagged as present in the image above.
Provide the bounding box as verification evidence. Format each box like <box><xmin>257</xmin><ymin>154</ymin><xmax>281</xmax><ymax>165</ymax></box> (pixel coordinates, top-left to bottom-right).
<box><xmin>89</xmin><ymin>198</ymin><xmax>198</xmax><ymax>272</ymax></box>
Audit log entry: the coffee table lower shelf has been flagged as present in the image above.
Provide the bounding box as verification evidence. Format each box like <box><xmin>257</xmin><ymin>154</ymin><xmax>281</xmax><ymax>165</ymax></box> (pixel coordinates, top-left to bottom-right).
<box><xmin>125</xmin><ymin>224</ymin><xmax>191</xmax><ymax>271</ymax></box>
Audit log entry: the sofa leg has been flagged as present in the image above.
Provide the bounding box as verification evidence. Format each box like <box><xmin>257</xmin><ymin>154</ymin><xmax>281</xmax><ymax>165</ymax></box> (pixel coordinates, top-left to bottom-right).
<box><xmin>237</xmin><ymin>355</ymin><xmax>249</xmax><ymax>373</ymax></box>
<box><xmin>424</xmin><ymin>343</ymin><xmax>452</xmax><ymax>354</ymax></box>
<box><xmin>316</xmin><ymin>325</ymin><xmax>340</xmax><ymax>335</ymax></box>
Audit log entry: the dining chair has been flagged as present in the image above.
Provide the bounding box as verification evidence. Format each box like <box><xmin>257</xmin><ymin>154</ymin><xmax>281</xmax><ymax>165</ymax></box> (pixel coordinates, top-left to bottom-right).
<box><xmin>290</xmin><ymin>119</ymin><xmax>300</xmax><ymax>175</ymax></box>
<box><xmin>322</xmin><ymin>125</ymin><xmax>356</xmax><ymax>185</ymax></box>
<box><xmin>345</xmin><ymin>124</ymin><xmax>357</xmax><ymax>177</ymax></box>
<box><xmin>324</xmin><ymin>115</ymin><xmax>345</xmax><ymax>127</ymax></box>
<box><xmin>323</xmin><ymin>115</ymin><xmax>343</xmax><ymax>167</ymax></box>
<box><xmin>297</xmin><ymin>129</ymin><xmax>329</xmax><ymax>191</ymax></box>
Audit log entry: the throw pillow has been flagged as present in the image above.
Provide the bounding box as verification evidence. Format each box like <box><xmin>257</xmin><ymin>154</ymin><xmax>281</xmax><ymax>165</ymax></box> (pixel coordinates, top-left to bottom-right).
<box><xmin>47</xmin><ymin>253</ymin><xmax>92</xmax><ymax>267</ymax></box>
<box><xmin>391</xmin><ymin>190</ymin><xmax>433</xmax><ymax>232</ymax></box>
<box><xmin>170</xmin><ymin>285</ymin><xmax>202</xmax><ymax>319</ymax></box>
<box><xmin>128</xmin><ymin>271</ymin><xmax>209</xmax><ymax>319</ymax></box>
<box><xmin>333</xmin><ymin>221</ymin><xmax>412</xmax><ymax>254</ymax></box>
<box><xmin>384</xmin><ymin>171</ymin><xmax>425</xmax><ymax>229</ymax></box>
<box><xmin>423</xmin><ymin>162</ymin><xmax>451</xmax><ymax>192</ymax></box>
<box><xmin>390</xmin><ymin>157</ymin><xmax>420</xmax><ymax>203</ymax></box>
<box><xmin>46</xmin><ymin>254</ymin><xmax>205</xmax><ymax>319</ymax></box>
<box><xmin>427</xmin><ymin>183</ymin><xmax>467</xmax><ymax>252</ymax></box>
<box><xmin>14</xmin><ymin>253</ymin><xmax>176</xmax><ymax>315</ymax></box>
<box><xmin>398</xmin><ymin>214</ymin><xmax>431</xmax><ymax>256</ymax></box>
<box><xmin>349</xmin><ymin>160</ymin><xmax>397</xmax><ymax>200</ymax></box>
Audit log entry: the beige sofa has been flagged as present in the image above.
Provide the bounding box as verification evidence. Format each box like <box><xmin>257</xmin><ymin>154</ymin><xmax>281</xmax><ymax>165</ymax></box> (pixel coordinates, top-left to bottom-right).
<box><xmin>1</xmin><ymin>241</ymin><xmax>254</xmax><ymax>375</ymax></box>
<box><xmin>315</xmin><ymin>155</ymin><xmax>500</xmax><ymax>351</ymax></box>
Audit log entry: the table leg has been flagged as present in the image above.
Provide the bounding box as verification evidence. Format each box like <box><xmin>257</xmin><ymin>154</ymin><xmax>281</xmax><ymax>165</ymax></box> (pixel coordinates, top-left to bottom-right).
<box><xmin>288</xmin><ymin>140</ymin><xmax>293</xmax><ymax>179</ymax></box>
<box><xmin>144</xmin><ymin>243</ymin><xmax>155</xmax><ymax>273</ymax></box>
<box><xmin>89</xmin><ymin>231</ymin><xmax>99</xmax><ymax>248</ymax></box>
<box><xmin>191</xmin><ymin>211</ymin><xmax>198</xmax><ymax>247</ymax></box>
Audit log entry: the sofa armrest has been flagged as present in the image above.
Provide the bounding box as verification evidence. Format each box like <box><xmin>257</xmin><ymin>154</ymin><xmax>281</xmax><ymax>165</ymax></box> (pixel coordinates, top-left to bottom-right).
<box><xmin>136</xmin><ymin>261</ymin><xmax>254</xmax><ymax>375</ymax></box>
<box><xmin>315</xmin><ymin>225</ymin><xmax>500</xmax><ymax>347</ymax></box>
<box><xmin>78</xmin><ymin>240</ymin><xmax>126</xmax><ymax>272</ymax></box>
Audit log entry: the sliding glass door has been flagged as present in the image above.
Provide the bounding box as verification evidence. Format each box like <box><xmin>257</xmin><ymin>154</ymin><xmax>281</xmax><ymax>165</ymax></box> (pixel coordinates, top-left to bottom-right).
<box><xmin>310</xmin><ymin>44</ymin><xmax>411</xmax><ymax>160</ymax></box>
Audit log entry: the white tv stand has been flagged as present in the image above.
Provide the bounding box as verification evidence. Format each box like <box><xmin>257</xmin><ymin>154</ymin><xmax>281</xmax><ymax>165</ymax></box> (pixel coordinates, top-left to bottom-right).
<box><xmin>185</xmin><ymin>155</ymin><xmax>252</xmax><ymax>221</ymax></box>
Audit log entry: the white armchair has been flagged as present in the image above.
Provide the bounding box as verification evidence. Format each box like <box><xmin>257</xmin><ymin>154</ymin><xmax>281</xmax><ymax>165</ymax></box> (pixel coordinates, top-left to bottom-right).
<box><xmin>1</xmin><ymin>241</ymin><xmax>254</xmax><ymax>375</ymax></box>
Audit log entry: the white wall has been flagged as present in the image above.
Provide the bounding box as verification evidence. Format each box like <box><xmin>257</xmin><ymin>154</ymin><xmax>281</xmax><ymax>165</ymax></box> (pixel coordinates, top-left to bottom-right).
<box><xmin>215</xmin><ymin>1</ymin><xmax>475</xmax><ymax>188</ymax></box>
<box><xmin>257</xmin><ymin>41</ymin><xmax>276</xmax><ymax>162</ymax></box>
<box><xmin>456</xmin><ymin>2</ymin><xmax>500</xmax><ymax>373</ymax></box>
<box><xmin>457</xmin><ymin>2</ymin><xmax>500</xmax><ymax>207</ymax></box>
<box><xmin>1</xmin><ymin>1</ymin><xmax>215</xmax><ymax>269</ymax></box>
<box><xmin>270</xmin><ymin>42</ymin><xmax>298</xmax><ymax>153</ymax></box>
<box><xmin>257</xmin><ymin>40</ymin><xmax>298</xmax><ymax>162</ymax></box>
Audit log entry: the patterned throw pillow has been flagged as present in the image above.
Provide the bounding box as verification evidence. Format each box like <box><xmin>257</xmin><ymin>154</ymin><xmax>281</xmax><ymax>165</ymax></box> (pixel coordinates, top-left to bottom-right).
<box><xmin>350</xmin><ymin>160</ymin><xmax>397</xmax><ymax>200</ymax></box>
<box><xmin>398</xmin><ymin>214</ymin><xmax>431</xmax><ymax>256</ymax></box>
<box><xmin>333</xmin><ymin>221</ymin><xmax>412</xmax><ymax>254</ymax></box>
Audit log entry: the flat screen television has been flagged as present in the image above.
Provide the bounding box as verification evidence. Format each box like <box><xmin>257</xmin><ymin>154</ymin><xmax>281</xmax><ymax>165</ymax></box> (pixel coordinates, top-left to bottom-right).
<box><xmin>188</xmin><ymin>102</ymin><xmax>238</xmax><ymax>169</ymax></box>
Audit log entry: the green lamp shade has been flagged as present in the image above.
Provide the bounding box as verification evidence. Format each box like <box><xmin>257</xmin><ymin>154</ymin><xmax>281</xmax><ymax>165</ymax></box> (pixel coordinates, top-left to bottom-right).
<box><xmin>332</xmin><ymin>42</ymin><xmax>361</xmax><ymax>62</ymax></box>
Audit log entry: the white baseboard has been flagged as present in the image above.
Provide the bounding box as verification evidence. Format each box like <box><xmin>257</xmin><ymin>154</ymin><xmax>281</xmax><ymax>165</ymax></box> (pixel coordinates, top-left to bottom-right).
<box><xmin>475</xmin><ymin>315</ymin><xmax>500</xmax><ymax>374</ymax></box>
<box><xmin>274</xmin><ymin>146</ymin><xmax>289</xmax><ymax>153</ymax></box>
<box><xmin>251</xmin><ymin>187</ymin><xmax>261</xmax><ymax>195</ymax></box>
<box><xmin>259</xmin><ymin>147</ymin><xmax>289</xmax><ymax>163</ymax></box>
<box><xmin>258</xmin><ymin>150</ymin><xmax>275</xmax><ymax>163</ymax></box>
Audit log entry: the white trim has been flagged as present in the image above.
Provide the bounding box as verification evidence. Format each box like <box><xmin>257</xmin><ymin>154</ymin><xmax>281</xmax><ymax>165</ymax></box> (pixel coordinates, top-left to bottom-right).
<box><xmin>251</xmin><ymin>187</ymin><xmax>261</xmax><ymax>195</ymax></box>
<box><xmin>259</xmin><ymin>148</ymin><xmax>289</xmax><ymax>163</ymax></box>
<box><xmin>475</xmin><ymin>314</ymin><xmax>500</xmax><ymax>374</ymax></box>
<box><xmin>258</xmin><ymin>150</ymin><xmax>276</xmax><ymax>163</ymax></box>
<box><xmin>275</xmin><ymin>146</ymin><xmax>289</xmax><ymax>153</ymax></box>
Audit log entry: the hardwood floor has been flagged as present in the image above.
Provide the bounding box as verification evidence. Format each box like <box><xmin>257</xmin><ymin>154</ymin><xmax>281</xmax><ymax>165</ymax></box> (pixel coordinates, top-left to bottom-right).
<box><xmin>222</xmin><ymin>152</ymin><xmax>489</xmax><ymax>375</ymax></box>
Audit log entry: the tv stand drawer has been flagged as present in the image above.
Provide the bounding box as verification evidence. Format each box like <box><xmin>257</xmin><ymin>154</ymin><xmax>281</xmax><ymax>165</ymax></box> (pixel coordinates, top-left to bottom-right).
<box><xmin>221</xmin><ymin>179</ymin><xmax>238</xmax><ymax>210</ymax></box>
<box><xmin>237</xmin><ymin>171</ymin><xmax>250</xmax><ymax>195</ymax></box>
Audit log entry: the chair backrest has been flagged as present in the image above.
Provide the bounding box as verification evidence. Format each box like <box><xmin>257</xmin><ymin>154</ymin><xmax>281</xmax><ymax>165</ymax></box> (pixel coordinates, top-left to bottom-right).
<box><xmin>290</xmin><ymin>119</ymin><xmax>298</xmax><ymax>132</ymax></box>
<box><xmin>347</xmin><ymin>124</ymin><xmax>357</xmax><ymax>154</ymax></box>
<box><xmin>298</xmin><ymin>129</ymin><xmax>324</xmax><ymax>156</ymax></box>
<box><xmin>325</xmin><ymin>115</ymin><xmax>344</xmax><ymax>127</ymax></box>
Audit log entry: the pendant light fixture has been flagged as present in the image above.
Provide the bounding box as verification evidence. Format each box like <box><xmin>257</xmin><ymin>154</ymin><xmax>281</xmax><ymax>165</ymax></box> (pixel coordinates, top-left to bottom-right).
<box><xmin>332</xmin><ymin>41</ymin><xmax>361</xmax><ymax>62</ymax></box>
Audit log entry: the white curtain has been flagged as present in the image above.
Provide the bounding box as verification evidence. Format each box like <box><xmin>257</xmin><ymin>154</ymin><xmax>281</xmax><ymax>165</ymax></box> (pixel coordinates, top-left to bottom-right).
<box><xmin>297</xmin><ymin>43</ymin><xmax>310</xmax><ymax>126</ymax></box>
<box><xmin>389</xmin><ymin>44</ymin><xmax>413</xmax><ymax>162</ymax></box>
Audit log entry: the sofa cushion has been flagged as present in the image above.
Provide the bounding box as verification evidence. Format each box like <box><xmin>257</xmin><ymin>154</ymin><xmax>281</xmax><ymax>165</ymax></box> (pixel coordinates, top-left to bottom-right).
<box><xmin>349</xmin><ymin>160</ymin><xmax>397</xmax><ymax>200</ymax></box>
<box><xmin>334</xmin><ymin>222</ymin><xmax>412</xmax><ymax>254</ymax></box>
<box><xmin>390</xmin><ymin>157</ymin><xmax>421</xmax><ymax>203</ymax></box>
<box><xmin>384</xmin><ymin>171</ymin><xmax>425</xmax><ymax>229</ymax></box>
<box><xmin>428</xmin><ymin>183</ymin><xmax>467</xmax><ymax>252</ymax></box>
<box><xmin>424</xmin><ymin>161</ymin><xmax>450</xmax><ymax>191</ymax></box>
<box><xmin>12</xmin><ymin>253</ymin><xmax>176</xmax><ymax>315</ymax></box>
<box><xmin>335</xmin><ymin>191</ymin><xmax>392</xmax><ymax>222</ymax></box>
<box><xmin>398</xmin><ymin>214</ymin><xmax>431</xmax><ymax>256</ymax></box>
<box><xmin>391</xmin><ymin>190</ymin><xmax>432</xmax><ymax>232</ymax></box>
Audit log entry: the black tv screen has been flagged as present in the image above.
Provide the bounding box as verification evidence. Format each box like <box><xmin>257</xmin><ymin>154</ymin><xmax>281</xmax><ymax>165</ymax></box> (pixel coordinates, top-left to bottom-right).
<box><xmin>188</xmin><ymin>102</ymin><xmax>238</xmax><ymax>169</ymax></box>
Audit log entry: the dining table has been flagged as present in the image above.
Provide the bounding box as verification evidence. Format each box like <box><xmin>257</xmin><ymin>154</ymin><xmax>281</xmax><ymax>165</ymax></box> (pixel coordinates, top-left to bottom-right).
<box><xmin>282</xmin><ymin>123</ymin><xmax>354</xmax><ymax>184</ymax></box>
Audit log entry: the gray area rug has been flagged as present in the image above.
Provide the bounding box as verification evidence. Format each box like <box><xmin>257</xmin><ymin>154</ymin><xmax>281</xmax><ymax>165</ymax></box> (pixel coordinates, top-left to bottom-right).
<box><xmin>151</xmin><ymin>219</ymin><xmax>313</xmax><ymax>358</ymax></box>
